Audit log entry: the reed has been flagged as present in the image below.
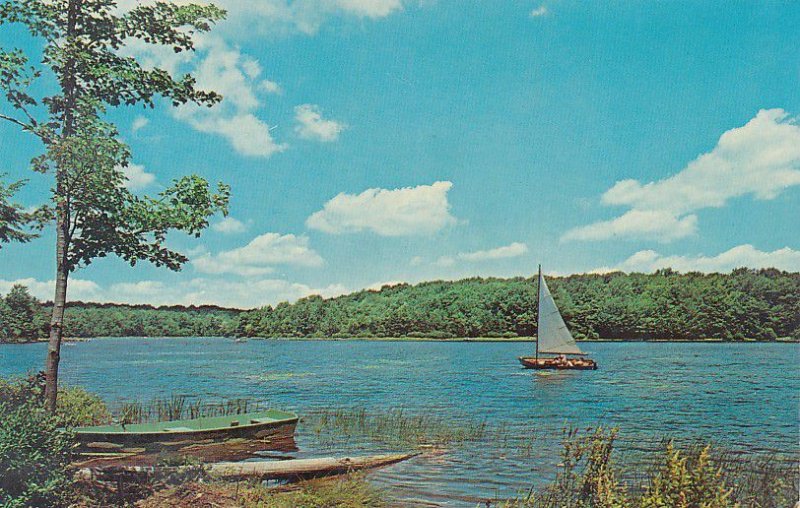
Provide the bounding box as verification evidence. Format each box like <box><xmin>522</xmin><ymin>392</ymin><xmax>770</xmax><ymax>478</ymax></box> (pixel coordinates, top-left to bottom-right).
<box><xmin>115</xmin><ymin>396</ymin><xmax>271</xmax><ymax>424</ymax></box>
<box><xmin>304</xmin><ymin>407</ymin><xmax>488</xmax><ymax>448</ymax></box>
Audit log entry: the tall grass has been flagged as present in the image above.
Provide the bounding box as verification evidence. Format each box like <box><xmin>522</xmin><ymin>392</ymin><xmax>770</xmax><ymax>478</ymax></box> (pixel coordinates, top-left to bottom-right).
<box><xmin>305</xmin><ymin>407</ymin><xmax>488</xmax><ymax>448</ymax></box>
<box><xmin>116</xmin><ymin>396</ymin><xmax>272</xmax><ymax>424</ymax></box>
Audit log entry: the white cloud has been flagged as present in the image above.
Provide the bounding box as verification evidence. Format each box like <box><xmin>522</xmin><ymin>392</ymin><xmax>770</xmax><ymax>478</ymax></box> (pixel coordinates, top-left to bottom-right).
<box><xmin>562</xmin><ymin>210</ymin><xmax>698</xmax><ymax>243</ymax></box>
<box><xmin>594</xmin><ymin>244</ymin><xmax>800</xmax><ymax>274</ymax></box>
<box><xmin>530</xmin><ymin>5</ymin><xmax>548</xmax><ymax>17</ymax></box>
<box><xmin>416</xmin><ymin>242</ymin><xmax>529</xmax><ymax>268</ymax></box>
<box><xmin>564</xmin><ymin>109</ymin><xmax>800</xmax><ymax>242</ymax></box>
<box><xmin>192</xmin><ymin>232</ymin><xmax>324</xmax><ymax>276</ymax></box>
<box><xmin>212</xmin><ymin>217</ymin><xmax>247</xmax><ymax>234</ymax></box>
<box><xmin>307</xmin><ymin>181</ymin><xmax>458</xmax><ymax>236</ymax></box>
<box><xmin>119</xmin><ymin>163</ymin><xmax>156</xmax><ymax>191</ymax></box>
<box><xmin>115</xmin><ymin>0</ymin><xmax>408</xmax><ymax>156</ymax></box>
<box><xmin>294</xmin><ymin>104</ymin><xmax>347</xmax><ymax>142</ymax></box>
<box><xmin>171</xmin><ymin>36</ymin><xmax>287</xmax><ymax>158</ymax></box>
<box><xmin>459</xmin><ymin>242</ymin><xmax>529</xmax><ymax>262</ymax></box>
<box><xmin>131</xmin><ymin>116</ymin><xmax>149</xmax><ymax>133</ymax></box>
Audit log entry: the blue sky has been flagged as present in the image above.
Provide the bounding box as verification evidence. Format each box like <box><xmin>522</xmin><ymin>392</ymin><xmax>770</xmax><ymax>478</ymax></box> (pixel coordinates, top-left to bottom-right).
<box><xmin>1</xmin><ymin>0</ymin><xmax>799</xmax><ymax>308</ymax></box>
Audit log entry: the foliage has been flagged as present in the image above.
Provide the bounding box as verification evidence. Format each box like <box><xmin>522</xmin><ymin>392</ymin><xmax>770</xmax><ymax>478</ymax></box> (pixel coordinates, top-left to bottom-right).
<box><xmin>55</xmin><ymin>386</ymin><xmax>111</xmax><ymax>428</ymax></box>
<box><xmin>0</xmin><ymin>284</ymin><xmax>47</xmax><ymax>342</ymax></box>
<box><xmin>527</xmin><ymin>427</ymin><xmax>628</xmax><ymax>508</ymax></box>
<box><xmin>0</xmin><ymin>175</ymin><xmax>47</xmax><ymax>246</ymax></box>
<box><xmin>237</xmin><ymin>269</ymin><xmax>800</xmax><ymax>341</ymax></box>
<box><xmin>0</xmin><ymin>285</ymin><xmax>240</xmax><ymax>342</ymax></box>
<box><xmin>0</xmin><ymin>400</ymin><xmax>75</xmax><ymax>508</ymax></box>
<box><xmin>640</xmin><ymin>443</ymin><xmax>733</xmax><ymax>508</ymax></box>
<box><xmin>0</xmin><ymin>373</ymin><xmax>111</xmax><ymax>427</ymax></box>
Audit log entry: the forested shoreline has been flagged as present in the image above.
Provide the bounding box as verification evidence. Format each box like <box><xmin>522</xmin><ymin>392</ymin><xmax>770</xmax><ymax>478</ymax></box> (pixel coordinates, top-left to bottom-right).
<box><xmin>0</xmin><ymin>285</ymin><xmax>240</xmax><ymax>343</ymax></box>
<box><xmin>2</xmin><ymin>268</ymin><xmax>799</xmax><ymax>343</ymax></box>
<box><xmin>237</xmin><ymin>269</ymin><xmax>800</xmax><ymax>341</ymax></box>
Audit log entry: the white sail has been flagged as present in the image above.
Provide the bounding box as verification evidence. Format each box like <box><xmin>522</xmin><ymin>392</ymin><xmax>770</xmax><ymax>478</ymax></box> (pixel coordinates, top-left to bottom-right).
<box><xmin>537</xmin><ymin>273</ymin><xmax>583</xmax><ymax>355</ymax></box>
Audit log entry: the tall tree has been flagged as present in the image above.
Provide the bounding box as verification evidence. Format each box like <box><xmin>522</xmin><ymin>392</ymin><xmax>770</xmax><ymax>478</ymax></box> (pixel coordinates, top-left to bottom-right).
<box><xmin>0</xmin><ymin>0</ymin><xmax>230</xmax><ymax>411</ymax></box>
<box><xmin>2</xmin><ymin>284</ymin><xmax>41</xmax><ymax>340</ymax></box>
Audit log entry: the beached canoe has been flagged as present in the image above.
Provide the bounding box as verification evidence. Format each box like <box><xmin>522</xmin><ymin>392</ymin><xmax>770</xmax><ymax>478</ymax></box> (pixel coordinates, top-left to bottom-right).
<box><xmin>73</xmin><ymin>409</ymin><xmax>298</xmax><ymax>467</ymax></box>
<box><xmin>75</xmin><ymin>452</ymin><xmax>421</xmax><ymax>483</ymax></box>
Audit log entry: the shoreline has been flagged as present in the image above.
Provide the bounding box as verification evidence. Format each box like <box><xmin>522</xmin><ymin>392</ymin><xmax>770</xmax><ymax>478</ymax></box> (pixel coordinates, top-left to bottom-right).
<box><xmin>2</xmin><ymin>336</ymin><xmax>797</xmax><ymax>345</ymax></box>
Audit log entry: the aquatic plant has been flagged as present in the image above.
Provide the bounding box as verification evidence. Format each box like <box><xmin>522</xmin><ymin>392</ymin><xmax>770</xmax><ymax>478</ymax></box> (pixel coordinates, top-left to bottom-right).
<box><xmin>304</xmin><ymin>407</ymin><xmax>488</xmax><ymax>448</ymax></box>
<box><xmin>115</xmin><ymin>396</ymin><xmax>272</xmax><ymax>424</ymax></box>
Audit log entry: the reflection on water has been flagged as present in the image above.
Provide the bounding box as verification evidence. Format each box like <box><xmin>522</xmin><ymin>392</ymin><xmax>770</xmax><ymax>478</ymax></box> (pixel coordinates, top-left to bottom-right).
<box><xmin>1</xmin><ymin>339</ymin><xmax>798</xmax><ymax>505</ymax></box>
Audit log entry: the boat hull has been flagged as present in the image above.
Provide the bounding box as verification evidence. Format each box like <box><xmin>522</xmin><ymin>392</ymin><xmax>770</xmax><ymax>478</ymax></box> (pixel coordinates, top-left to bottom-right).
<box><xmin>73</xmin><ymin>410</ymin><xmax>298</xmax><ymax>467</ymax></box>
<box><xmin>518</xmin><ymin>356</ymin><xmax>597</xmax><ymax>370</ymax></box>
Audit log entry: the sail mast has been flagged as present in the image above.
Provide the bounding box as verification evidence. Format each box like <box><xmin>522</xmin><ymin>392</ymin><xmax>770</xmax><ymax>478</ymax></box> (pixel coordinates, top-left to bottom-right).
<box><xmin>535</xmin><ymin>264</ymin><xmax>541</xmax><ymax>360</ymax></box>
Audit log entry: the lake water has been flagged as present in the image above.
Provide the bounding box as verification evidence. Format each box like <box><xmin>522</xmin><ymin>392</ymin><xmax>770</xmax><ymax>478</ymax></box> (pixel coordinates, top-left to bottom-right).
<box><xmin>1</xmin><ymin>339</ymin><xmax>798</xmax><ymax>505</ymax></box>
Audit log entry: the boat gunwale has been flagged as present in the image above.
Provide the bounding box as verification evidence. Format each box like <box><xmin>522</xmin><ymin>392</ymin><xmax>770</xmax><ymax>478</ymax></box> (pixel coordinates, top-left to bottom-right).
<box><xmin>73</xmin><ymin>410</ymin><xmax>299</xmax><ymax>437</ymax></box>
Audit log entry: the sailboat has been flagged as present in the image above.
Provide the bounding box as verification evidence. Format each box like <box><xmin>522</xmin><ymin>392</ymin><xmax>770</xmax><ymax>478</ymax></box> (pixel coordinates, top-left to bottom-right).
<box><xmin>518</xmin><ymin>266</ymin><xmax>597</xmax><ymax>370</ymax></box>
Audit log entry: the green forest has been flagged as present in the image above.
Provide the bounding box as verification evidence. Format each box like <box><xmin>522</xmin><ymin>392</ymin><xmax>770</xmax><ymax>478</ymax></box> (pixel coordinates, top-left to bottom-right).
<box><xmin>236</xmin><ymin>268</ymin><xmax>800</xmax><ymax>341</ymax></box>
<box><xmin>2</xmin><ymin>268</ymin><xmax>799</xmax><ymax>343</ymax></box>
<box><xmin>0</xmin><ymin>285</ymin><xmax>239</xmax><ymax>343</ymax></box>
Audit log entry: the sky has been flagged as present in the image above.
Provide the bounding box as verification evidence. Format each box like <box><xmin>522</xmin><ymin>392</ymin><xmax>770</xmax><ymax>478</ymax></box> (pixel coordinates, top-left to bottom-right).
<box><xmin>0</xmin><ymin>0</ymin><xmax>799</xmax><ymax>308</ymax></box>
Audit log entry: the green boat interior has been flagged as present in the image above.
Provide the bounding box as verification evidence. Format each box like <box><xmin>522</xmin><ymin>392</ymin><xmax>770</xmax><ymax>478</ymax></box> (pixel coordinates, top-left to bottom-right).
<box><xmin>75</xmin><ymin>409</ymin><xmax>298</xmax><ymax>435</ymax></box>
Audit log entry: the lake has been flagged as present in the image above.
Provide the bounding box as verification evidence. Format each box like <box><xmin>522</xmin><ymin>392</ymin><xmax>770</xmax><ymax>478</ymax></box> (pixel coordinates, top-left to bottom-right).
<box><xmin>1</xmin><ymin>339</ymin><xmax>798</xmax><ymax>505</ymax></box>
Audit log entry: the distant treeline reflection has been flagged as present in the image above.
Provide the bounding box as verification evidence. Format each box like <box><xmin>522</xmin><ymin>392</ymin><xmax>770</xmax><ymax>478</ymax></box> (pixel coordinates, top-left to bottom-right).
<box><xmin>1</xmin><ymin>268</ymin><xmax>798</xmax><ymax>342</ymax></box>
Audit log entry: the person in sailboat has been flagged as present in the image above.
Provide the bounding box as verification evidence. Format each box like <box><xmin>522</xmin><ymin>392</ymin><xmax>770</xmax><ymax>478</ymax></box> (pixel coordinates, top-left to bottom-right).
<box><xmin>518</xmin><ymin>266</ymin><xmax>598</xmax><ymax>371</ymax></box>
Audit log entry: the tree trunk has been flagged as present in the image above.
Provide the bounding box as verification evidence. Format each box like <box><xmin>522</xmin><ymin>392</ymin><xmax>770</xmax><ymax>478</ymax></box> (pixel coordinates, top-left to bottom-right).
<box><xmin>44</xmin><ymin>0</ymin><xmax>78</xmax><ymax>414</ymax></box>
<box><xmin>44</xmin><ymin>209</ymin><xmax>69</xmax><ymax>413</ymax></box>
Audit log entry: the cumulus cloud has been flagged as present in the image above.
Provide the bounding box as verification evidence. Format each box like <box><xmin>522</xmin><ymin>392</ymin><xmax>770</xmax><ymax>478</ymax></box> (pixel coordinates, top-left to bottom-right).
<box><xmin>192</xmin><ymin>233</ymin><xmax>324</xmax><ymax>276</ymax></box>
<box><xmin>131</xmin><ymin>116</ymin><xmax>149</xmax><ymax>133</ymax></box>
<box><xmin>212</xmin><ymin>217</ymin><xmax>247</xmax><ymax>234</ymax></box>
<box><xmin>171</xmin><ymin>37</ymin><xmax>287</xmax><ymax>158</ymax></box>
<box><xmin>294</xmin><ymin>104</ymin><xmax>347</xmax><ymax>142</ymax></box>
<box><xmin>307</xmin><ymin>181</ymin><xmax>458</xmax><ymax>236</ymax></box>
<box><xmin>593</xmin><ymin>244</ymin><xmax>800</xmax><ymax>274</ymax></box>
<box><xmin>563</xmin><ymin>109</ymin><xmax>800</xmax><ymax>242</ymax></box>
<box><xmin>530</xmin><ymin>5</ymin><xmax>548</xmax><ymax>17</ymax></box>
<box><xmin>115</xmin><ymin>0</ymin><xmax>409</xmax><ymax>156</ymax></box>
<box><xmin>1</xmin><ymin>276</ymin><xmax>347</xmax><ymax>309</ymax></box>
<box><xmin>120</xmin><ymin>163</ymin><xmax>156</xmax><ymax>191</ymax></box>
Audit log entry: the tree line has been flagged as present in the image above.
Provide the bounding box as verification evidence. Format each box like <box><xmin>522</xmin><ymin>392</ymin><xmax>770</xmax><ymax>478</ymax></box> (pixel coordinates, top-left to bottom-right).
<box><xmin>236</xmin><ymin>268</ymin><xmax>800</xmax><ymax>341</ymax></box>
<box><xmin>0</xmin><ymin>285</ymin><xmax>239</xmax><ymax>343</ymax></box>
<box><xmin>2</xmin><ymin>268</ymin><xmax>798</xmax><ymax>343</ymax></box>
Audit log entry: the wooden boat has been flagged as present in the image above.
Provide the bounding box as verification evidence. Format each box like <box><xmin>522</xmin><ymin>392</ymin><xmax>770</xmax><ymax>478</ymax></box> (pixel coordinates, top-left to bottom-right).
<box><xmin>73</xmin><ymin>409</ymin><xmax>298</xmax><ymax>467</ymax></box>
<box><xmin>75</xmin><ymin>453</ymin><xmax>420</xmax><ymax>483</ymax></box>
<box><xmin>518</xmin><ymin>266</ymin><xmax>598</xmax><ymax>370</ymax></box>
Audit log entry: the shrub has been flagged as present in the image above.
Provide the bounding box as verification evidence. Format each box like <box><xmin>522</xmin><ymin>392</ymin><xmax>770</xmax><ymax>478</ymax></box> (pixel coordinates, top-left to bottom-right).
<box><xmin>55</xmin><ymin>386</ymin><xmax>112</xmax><ymax>428</ymax></box>
<box><xmin>0</xmin><ymin>401</ymin><xmax>76</xmax><ymax>508</ymax></box>
<box><xmin>640</xmin><ymin>442</ymin><xmax>733</xmax><ymax>508</ymax></box>
<box><xmin>0</xmin><ymin>373</ymin><xmax>111</xmax><ymax>428</ymax></box>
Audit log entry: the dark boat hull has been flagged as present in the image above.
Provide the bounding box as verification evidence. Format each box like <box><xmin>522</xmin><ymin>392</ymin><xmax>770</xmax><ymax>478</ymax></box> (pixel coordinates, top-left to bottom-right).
<box><xmin>518</xmin><ymin>356</ymin><xmax>597</xmax><ymax>370</ymax></box>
